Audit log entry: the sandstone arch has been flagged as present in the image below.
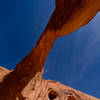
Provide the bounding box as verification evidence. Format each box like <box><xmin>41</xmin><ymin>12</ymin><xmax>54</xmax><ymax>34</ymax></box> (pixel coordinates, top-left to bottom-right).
<box><xmin>0</xmin><ymin>0</ymin><xmax>100</xmax><ymax>99</ymax></box>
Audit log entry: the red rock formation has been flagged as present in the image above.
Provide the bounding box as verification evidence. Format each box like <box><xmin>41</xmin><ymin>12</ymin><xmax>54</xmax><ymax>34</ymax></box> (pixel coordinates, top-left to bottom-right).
<box><xmin>0</xmin><ymin>67</ymin><xmax>10</xmax><ymax>83</ymax></box>
<box><xmin>0</xmin><ymin>0</ymin><xmax>100</xmax><ymax>99</ymax></box>
<box><xmin>0</xmin><ymin>67</ymin><xmax>99</xmax><ymax>100</ymax></box>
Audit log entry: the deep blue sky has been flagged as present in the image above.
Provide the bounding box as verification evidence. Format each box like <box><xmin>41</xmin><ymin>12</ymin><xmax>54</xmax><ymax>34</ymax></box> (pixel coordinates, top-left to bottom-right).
<box><xmin>0</xmin><ymin>0</ymin><xmax>100</xmax><ymax>98</ymax></box>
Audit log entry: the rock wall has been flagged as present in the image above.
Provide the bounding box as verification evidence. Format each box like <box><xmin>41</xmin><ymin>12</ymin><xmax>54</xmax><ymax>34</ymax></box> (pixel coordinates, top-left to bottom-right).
<box><xmin>0</xmin><ymin>67</ymin><xmax>99</xmax><ymax>100</ymax></box>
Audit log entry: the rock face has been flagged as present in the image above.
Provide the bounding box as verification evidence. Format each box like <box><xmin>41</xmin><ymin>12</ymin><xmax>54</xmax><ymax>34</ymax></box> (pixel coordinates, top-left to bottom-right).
<box><xmin>0</xmin><ymin>69</ymin><xmax>99</xmax><ymax>100</ymax></box>
<box><xmin>0</xmin><ymin>0</ymin><xmax>100</xmax><ymax>100</ymax></box>
<box><xmin>19</xmin><ymin>74</ymin><xmax>99</xmax><ymax>100</ymax></box>
<box><xmin>0</xmin><ymin>67</ymin><xmax>10</xmax><ymax>83</ymax></box>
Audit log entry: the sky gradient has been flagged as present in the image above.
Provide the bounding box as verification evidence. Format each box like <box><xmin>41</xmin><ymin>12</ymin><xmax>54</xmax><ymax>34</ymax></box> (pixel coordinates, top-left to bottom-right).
<box><xmin>0</xmin><ymin>0</ymin><xmax>100</xmax><ymax>98</ymax></box>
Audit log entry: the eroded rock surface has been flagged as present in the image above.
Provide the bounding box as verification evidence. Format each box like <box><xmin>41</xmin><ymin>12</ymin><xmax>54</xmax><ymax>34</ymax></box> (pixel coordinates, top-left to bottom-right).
<box><xmin>0</xmin><ymin>0</ymin><xmax>100</xmax><ymax>99</ymax></box>
<box><xmin>0</xmin><ymin>67</ymin><xmax>99</xmax><ymax>100</ymax></box>
<box><xmin>0</xmin><ymin>67</ymin><xmax>10</xmax><ymax>83</ymax></box>
<box><xmin>20</xmin><ymin>76</ymin><xmax>99</xmax><ymax>100</ymax></box>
